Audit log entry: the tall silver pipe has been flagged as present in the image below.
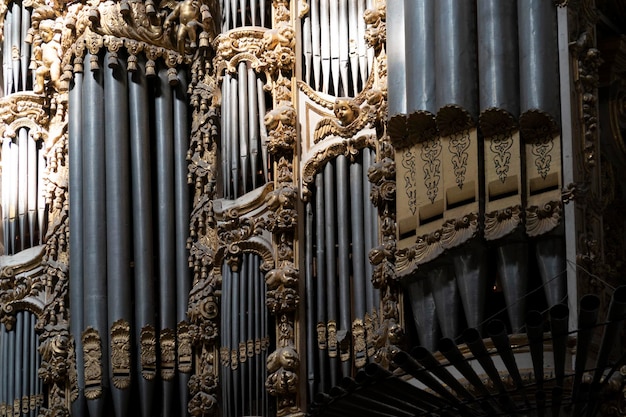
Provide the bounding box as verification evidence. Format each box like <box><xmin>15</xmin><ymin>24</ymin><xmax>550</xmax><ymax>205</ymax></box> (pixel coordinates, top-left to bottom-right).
<box><xmin>104</xmin><ymin>51</ymin><xmax>131</xmax><ymax>417</ymax></box>
<box><xmin>336</xmin><ymin>155</ymin><xmax>351</xmax><ymax>375</ymax></box>
<box><xmin>20</xmin><ymin>4</ymin><xmax>30</xmax><ymax>91</ymax></box>
<box><xmin>310</xmin><ymin>0</ymin><xmax>321</xmax><ymax>91</ymax></box>
<box><xmin>68</xmin><ymin>71</ymin><xmax>86</xmax><ymax>417</ymax></box>
<box><xmin>237</xmin><ymin>62</ymin><xmax>249</xmax><ymax>192</ymax></box>
<box><xmin>174</xmin><ymin>69</ymin><xmax>190</xmax><ymax>417</ymax></box>
<box><xmin>315</xmin><ymin>173</ymin><xmax>328</xmax><ymax>392</ymax></box>
<box><xmin>536</xmin><ymin>235</ymin><xmax>567</xmax><ymax>308</ymax></box>
<box><xmin>2</xmin><ymin>137</ymin><xmax>9</xmax><ymax>252</ymax></box>
<box><xmin>477</xmin><ymin>0</ymin><xmax>519</xmax><ymax>115</ymax></box>
<box><xmin>36</xmin><ymin>142</ymin><xmax>45</xmax><ymax>243</ymax></box>
<box><xmin>9</xmin><ymin>139</ymin><xmax>18</xmax><ymax>253</ymax></box>
<box><xmin>257</xmin><ymin>78</ymin><xmax>269</xmax><ymax>182</ymax></box>
<box><xmin>324</xmin><ymin>162</ymin><xmax>338</xmax><ymax>385</ymax></box>
<box><xmin>329</xmin><ymin>0</ymin><xmax>340</xmax><ymax>94</ymax></box>
<box><xmin>7</xmin><ymin>325</ymin><xmax>15</xmax><ymax>417</ymax></box>
<box><xmin>386</xmin><ymin>0</ymin><xmax>406</xmax><ymax>116</ymax></box>
<box><xmin>29</xmin><ymin>314</ymin><xmax>36</xmax><ymax>417</ymax></box>
<box><xmin>229</xmin><ymin>0</ymin><xmax>236</xmax><ymax>29</ymax></box>
<box><xmin>362</xmin><ymin>149</ymin><xmax>374</xmax><ymax>315</ymax></box>
<box><xmin>18</xmin><ymin>128</ymin><xmax>27</xmax><ymax>252</ymax></box>
<box><xmin>452</xmin><ymin>243</ymin><xmax>487</xmax><ymax>330</ymax></box>
<box><xmin>15</xmin><ymin>314</ymin><xmax>23</xmax><ymax>417</ymax></box>
<box><xmin>305</xmin><ymin>202</ymin><xmax>316</xmax><ymax>399</ymax></box>
<box><xmin>11</xmin><ymin>2</ymin><xmax>21</xmax><ymax>92</ymax></box>
<box><xmin>406</xmin><ymin>278</ymin><xmax>437</xmax><ymax>351</ymax></box>
<box><xmin>350</xmin><ymin>160</ymin><xmax>366</xmax><ymax>320</ymax></box>
<box><xmin>496</xmin><ymin>240</ymin><xmax>529</xmax><ymax>332</ymax></box>
<box><xmin>4</xmin><ymin>11</ymin><xmax>13</xmax><ymax>94</ymax></box>
<box><xmin>435</xmin><ymin>0</ymin><xmax>477</xmax><ymax>117</ymax></box>
<box><xmin>348</xmin><ymin>0</ymin><xmax>358</xmax><ymax>94</ymax></box>
<box><xmin>428</xmin><ymin>264</ymin><xmax>459</xmax><ymax>339</ymax></box>
<box><xmin>517</xmin><ymin>0</ymin><xmax>560</xmax><ymax>122</ymax></box>
<box><xmin>230</xmin><ymin>266</ymin><xmax>240</xmax><ymax>417</ymax></box>
<box><xmin>223</xmin><ymin>0</ymin><xmax>230</xmax><ymax>31</ymax></box>
<box><xmin>0</xmin><ymin>327</ymin><xmax>4</xmax><ymax>414</ymax></box>
<box><xmin>82</xmin><ymin>53</ymin><xmax>107</xmax><ymax>417</ymax></box>
<box><xmin>302</xmin><ymin>0</ymin><xmax>312</xmax><ymax>86</ymax></box>
<box><xmin>230</xmin><ymin>76</ymin><xmax>239</xmax><ymax>198</ymax></box>
<box><xmin>128</xmin><ymin>58</ymin><xmax>155</xmax><ymax>417</ymax></box>
<box><xmin>156</xmin><ymin>66</ymin><xmax>176</xmax><ymax>417</ymax></box>
<box><xmin>357</xmin><ymin>0</ymin><xmax>367</xmax><ymax>85</ymax></box>
<box><xmin>338</xmin><ymin>0</ymin><xmax>349</xmax><ymax>95</ymax></box>
<box><xmin>247</xmin><ymin>66</ymin><xmax>259</xmax><ymax>189</ymax></box>
<box><xmin>462</xmin><ymin>328</ymin><xmax>509</xmax><ymax>395</ymax></box>
<box><xmin>27</xmin><ymin>131</ymin><xmax>36</xmax><ymax>247</ymax></box>
<box><xmin>320</xmin><ymin>0</ymin><xmax>330</xmax><ymax>93</ymax></box>
<box><xmin>404</xmin><ymin>0</ymin><xmax>435</xmax><ymax>114</ymax></box>
<box><xmin>222</xmin><ymin>73</ymin><xmax>231</xmax><ymax>196</ymax></box>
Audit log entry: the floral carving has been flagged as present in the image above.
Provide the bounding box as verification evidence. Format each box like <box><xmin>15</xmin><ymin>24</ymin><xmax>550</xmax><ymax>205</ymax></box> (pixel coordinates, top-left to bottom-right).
<box><xmin>140</xmin><ymin>325</ymin><xmax>157</xmax><ymax>380</ymax></box>
<box><xmin>110</xmin><ymin>319</ymin><xmax>131</xmax><ymax>389</ymax></box>
<box><xmin>82</xmin><ymin>328</ymin><xmax>103</xmax><ymax>400</ymax></box>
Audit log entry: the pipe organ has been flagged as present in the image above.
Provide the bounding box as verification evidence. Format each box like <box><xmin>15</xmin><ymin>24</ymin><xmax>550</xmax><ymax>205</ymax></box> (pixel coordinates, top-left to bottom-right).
<box><xmin>390</xmin><ymin>0</ymin><xmax>567</xmax><ymax>345</ymax></box>
<box><xmin>0</xmin><ymin>0</ymin><xmax>626</xmax><ymax>416</ymax></box>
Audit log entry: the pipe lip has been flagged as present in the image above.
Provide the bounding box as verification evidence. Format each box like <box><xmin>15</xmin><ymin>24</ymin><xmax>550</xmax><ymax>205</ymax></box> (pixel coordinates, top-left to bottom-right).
<box><xmin>438</xmin><ymin>337</ymin><xmax>457</xmax><ymax>354</ymax></box>
<box><xmin>549</xmin><ymin>303</ymin><xmax>569</xmax><ymax>320</ymax></box>
<box><xmin>526</xmin><ymin>310</ymin><xmax>544</xmax><ymax>328</ymax></box>
<box><xmin>411</xmin><ymin>345</ymin><xmax>432</xmax><ymax>362</ymax></box>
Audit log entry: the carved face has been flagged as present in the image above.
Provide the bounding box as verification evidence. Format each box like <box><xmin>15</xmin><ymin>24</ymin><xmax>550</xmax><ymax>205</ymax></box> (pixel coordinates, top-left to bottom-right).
<box><xmin>334</xmin><ymin>99</ymin><xmax>358</xmax><ymax>125</ymax></box>
<box><xmin>40</xmin><ymin>21</ymin><xmax>55</xmax><ymax>42</ymax></box>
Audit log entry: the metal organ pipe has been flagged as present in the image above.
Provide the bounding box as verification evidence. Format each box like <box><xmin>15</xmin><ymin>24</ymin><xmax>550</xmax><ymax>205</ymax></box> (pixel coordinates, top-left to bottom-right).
<box><xmin>155</xmin><ymin>66</ymin><xmax>176</xmax><ymax>417</ymax></box>
<box><xmin>82</xmin><ymin>53</ymin><xmax>107</xmax><ymax>417</ymax></box>
<box><xmin>324</xmin><ymin>161</ymin><xmax>339</xmax><ymax>387</ymax></box>
<box><xmin>336</xmin><ymin>155</ymin><xmax>352</xmax><ymax>376</ymax></box>
<box><xmin>404</xmin><ymin>0</ymin><xmax>436</xmax><ymax>114</ymax></box>
<box><xmin>350</xmin><ymin>157</ymin><xmax>366</xmax><ymax>326</ymax></box>
<box><xmin>247</xmin><ymin>66</ymin><xmax>259</xmax><ymax>189</ymax></box>
<box><xmin>104</xmin><ymin>51</ymin><xmax>131</xmax><ymax>417</ymax></box>
<box><xmin>525</xmin><ymin>310</ymin><xmax>545</xmax><ymax>390</ymax></box>
<box><xmin>27</xmin><ymin>132</ymin><xmax>37</xmax><ymax>247</ymax></box>
<box><xmin>18</xmin><ymin>128</ymin><xmax>27</xmax><ymax>252</ymax></box>
<box><xmin>435</xmin><ymin>0</ymin><xmax>477</xmax><ymax>116</ymax></box>
<box><xmin>496</xmin><ymin>240</ymin><xmax>529</xmax><ymax>332</ymax></box>
<box><xmin>385</xmin><ymin>0</ymin><xmax>406</xmax><ymax>116</ymax></box>
<box><xmin>550</xmin><ymin>304</ymin><xmax>569</xmax><ymax>387</ymax></box>
<box><xmin>238</xmin><ymin>62</ymin><xmax>249</xmax><ymax>193</ymax></box>
<box><xmin>68</xmin><ymin>70</ymin><xmax>86</xmax><ymax>417</ymax></box>
<box><xmin>571</xmin><ymin>294</ymin><xmax>600</xmax><ymax>401</ymax></box>
<box><xmin>128</xmin><ymin>58</ymin><xmax>156</xmax><ymax>417</ymax></box>
<box><xmin>315</xmin><ymin>173</ymin><xmax>329</xmax><ymax>392</ymax></box>
<box><xmin>477</xmin><ymin>0</ymin><xmax>519</xmax><ymax>114</ymax></box>
<box><xmin>305</xmin><ymin>201</ymin><xmax>316</xmax><ymax>399</ymax></box>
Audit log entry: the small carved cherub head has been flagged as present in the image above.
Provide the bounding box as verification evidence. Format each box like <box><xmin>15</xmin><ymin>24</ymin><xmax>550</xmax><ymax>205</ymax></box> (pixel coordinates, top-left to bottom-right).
<box><xmin>333</xmin><ymin>98</ymin><xmax>360</xmax><ymax>126</ymax></box>
<box><xmin>39</xmin><ymin>19</ymin><xmax>55</xmax><ymax>42</ymax></box>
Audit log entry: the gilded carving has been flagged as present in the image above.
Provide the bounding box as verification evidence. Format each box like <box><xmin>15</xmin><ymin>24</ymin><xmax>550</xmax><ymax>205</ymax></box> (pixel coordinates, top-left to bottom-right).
<box><xmin>327</xmin><ymin>320</ymin><xmax>338</xmax><ymax>358</ymax></box>
<box><xmin>160</xmin><ymin>328</ymin><xmax>177</xmax><ymax>381</ymax></box>
<box><xmin>140</xmin><ymin>325</ymin><xmax>157</xmax><ymax>380</ymax></box>
<box><xmin>352</xmin><ymin>319</ymin><xmax>367</xmax><ymax>368</ymax></box>
<box><xmin>316</xmin><ymin>322</ymin><xmax>327</xmax><ymax>350</ymax></box>
<box><xmin>110</xmin><ymin>319</ymin><xmax>131</xmax><ymax>389</ymax></box>
<box><xmin>82</xmin><ymin>327</ymin><xmax>103</xmax><ymax>400</ymax></box>
<box><xmin>265</xmin><ymin>103</ymin><xmax>297</xmax><ymax>153</ymax></box>
<box><xmin>364</xmin><ymin>0</ymin><xmax>386</xmax><ymax>51</ymax></box>
<box><xmin>177</xmin><ymin>321</ymin><xmax>193</xmax><ymax>373</ymax></box>
<box><xmin>33</xmin><ymin>19</ymin><xmax>63</xmax><ymax>94</ymax></box>
<box><xmin>314</xmin><ymin>99</ymin><xmax>374</xmax><ymax>143</ymax></box>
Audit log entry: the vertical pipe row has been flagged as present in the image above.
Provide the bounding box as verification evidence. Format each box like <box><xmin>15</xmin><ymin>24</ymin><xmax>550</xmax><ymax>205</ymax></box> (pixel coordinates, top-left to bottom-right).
<box><xmin>104</xmin><ymin>51</ymin><xmax>131</xmax><ymax>417</ymax></box>
<box><xmin>82</xmin><ymin>52</ymin><xmax>107</xmax><ymax>417</ymax></box>
<box><xmin>155</xmin><ymin>66</ymin><xmax>176</xmax><ymax>417</ymax></box>
<box><xmin>17</xmin><ymin>128</ymin><xmax>28</xmax><ymax>252</ymax></box>
<box><xmin>238</xmin><ymin>62</ymin><xmax>249</xmax><ymax>193</ymax></box>
<box><xmin>247</xmin><ymin>66</ymin><xmax>259</xmax><ymax>189</ymax></box>
<box><xmin>9</xmin><ymin>137</ymin><xmax>18</xmax><ymax>254</ymax></box>
<box><xmin>257</xmin><ymin>78</ymin><xmax>269</xmax><ymax>182</ymax></box>
<box><xmin>68</xmin><ymin>70</ymin><xmax>85</xmax><ymax>417</ymax></box>
<box><xmin>0</xmin><ymin>0</ymin><xmax>32</xmax><ymax>93</ymax></box>
<box><xmin>128</xmin><ymin>58</ymin><xmax>155</xmax><ymax>417</ymax></box>
<box><xmin>27</xmin><ymin>132</ymin><xmax>37</xmax><ymax>247</ymax></box>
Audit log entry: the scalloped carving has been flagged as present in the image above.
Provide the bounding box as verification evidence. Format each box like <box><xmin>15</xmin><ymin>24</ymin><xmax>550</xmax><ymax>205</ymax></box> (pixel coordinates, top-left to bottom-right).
<box><xmin>484</xmin><ymin>206</ymin><xmax>522</xmax><ymax>241</ymax></box>
<box><xmin>526</xmin><ymin>201</ymin><xmax>562</xmax><ymax>237</ymax></box>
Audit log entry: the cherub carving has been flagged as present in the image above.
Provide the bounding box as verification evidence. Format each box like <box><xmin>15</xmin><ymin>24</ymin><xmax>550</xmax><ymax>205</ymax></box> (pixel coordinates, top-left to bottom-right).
<box><xmin>34</xmin><ymin>19</ymin><xmax>62</xmax><ymax>94</ymax></box>
<box><xmin>314</xmin><ymin>98</ymin><xmax>372</xmax><ymax>143</ymax></box>
<box><xmin>163</xmin><ymin>0</ymin><xmax>212</xmax><ymax>54</ymax></box>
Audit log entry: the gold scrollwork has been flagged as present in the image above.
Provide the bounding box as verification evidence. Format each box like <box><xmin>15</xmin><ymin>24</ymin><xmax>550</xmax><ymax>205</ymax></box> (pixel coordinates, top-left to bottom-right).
<box><xmin>140</xmin><ymin>325</ymin><xmax>157</xmax><ymax>380</ymax></box>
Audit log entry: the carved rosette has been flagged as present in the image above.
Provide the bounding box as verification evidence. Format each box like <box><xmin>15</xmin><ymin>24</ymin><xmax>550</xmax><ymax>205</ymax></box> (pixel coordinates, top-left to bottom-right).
<box><xmin>110</xmin><ymin>319</ymin><xmax>131</xmax><ymax>389</ymax></box>
<box><xmin>82</xmin><ymin>328</ymin><xmax>103</xmax><ymax>400</ymax></box>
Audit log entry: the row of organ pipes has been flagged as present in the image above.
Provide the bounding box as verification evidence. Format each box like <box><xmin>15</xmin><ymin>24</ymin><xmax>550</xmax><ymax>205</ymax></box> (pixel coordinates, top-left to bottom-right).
<box><xmin>300</xmin><ymin>0</ymin><xmax>374</xmax><ymax>97</ymax></box>
<box><xmin>68</xmin><ymin>53</ymin><xmax>191</xmax><ymax>417</ymax></box>
<box><xmin>220</xmin><ymin>0</ymin><xmax>270</xmax><ymax>30</ymax></box>
<box><xmin>1</xmin><ymin>128</ymin><xmax>46</xmax><ymax>255</ymax></box>
<box><xmin>220</xmin><ymin>65</ymin><xmax>271</xmax><ymax>199</ymax></box>
<box><xmin>219</xmin><ymin>254</ymin><xmax>270</xmax><ymax>417</ymax></box>
<box><xmin>0</xmin><ymin>311</ymin><xmax>42</xmax><ymax>417</ymax></box>
<box><xmin>1</xmin><ymin>0</ymin><xmax>32</xmax><ymax>95</ymax></box>
<box><xmin>304</xmin><ymin>149</ymin><xmax>380</xmax><ymax>399</ymax></box>
<box><xmin>388</xmin><ymin>0</ymin><xmax>566</xmax><ymax>347</ymax></box>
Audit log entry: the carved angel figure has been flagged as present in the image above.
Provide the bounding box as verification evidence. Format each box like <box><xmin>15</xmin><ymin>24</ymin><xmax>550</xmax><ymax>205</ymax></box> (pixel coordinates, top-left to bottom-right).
<box><xmin>314</xmin><ymin>98</ymin><xmax>372</xmax><ymax>143</ymax></box>
<box><xmin>34</xmin><ymin>19</ymin><xmax>62</xmax><ymax>94</ymax></box>
<box><xmin>163</xmin><ymin>0</ymin><xmax>212</xmax><ymax>54</ymax></box>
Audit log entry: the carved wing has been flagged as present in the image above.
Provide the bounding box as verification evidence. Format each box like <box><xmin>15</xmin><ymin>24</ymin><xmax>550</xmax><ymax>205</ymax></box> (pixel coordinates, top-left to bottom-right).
<box><xmin>313</xmin><ymin>118</ymin><xmax>341</xmax><ymax>143</ymax></box>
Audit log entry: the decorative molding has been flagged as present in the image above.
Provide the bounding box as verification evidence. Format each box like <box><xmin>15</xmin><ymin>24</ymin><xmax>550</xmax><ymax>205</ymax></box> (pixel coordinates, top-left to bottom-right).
<box><xmin>140</xmin><ymin>325</ymin><xmax>157</xmax><ymax>381</ymax></box>
<box><xmin>82</xmin><ymin>328</ymin><xmax>103</xmax><ymax>400</ymax></box>
<box><xmin>160</xmin><ymin>328</ymin><xmax>176</xmax><ymax>381</ymax></box>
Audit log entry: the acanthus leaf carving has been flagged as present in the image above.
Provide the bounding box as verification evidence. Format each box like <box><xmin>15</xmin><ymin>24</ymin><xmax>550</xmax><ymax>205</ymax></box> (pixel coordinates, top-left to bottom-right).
<box><xmin>110</xmin><ymin>319</ymin><xmax>131</xmax><ymax>389</ymax></box>
<box><xmin>82</xmin><ymin>327</ymin><xmax>103</xmax><ymax>400</ymax></box>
